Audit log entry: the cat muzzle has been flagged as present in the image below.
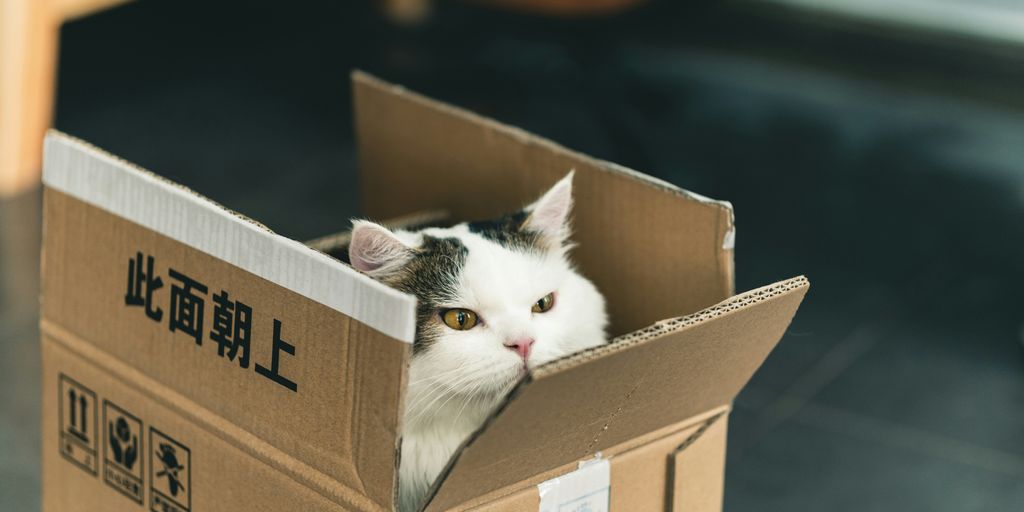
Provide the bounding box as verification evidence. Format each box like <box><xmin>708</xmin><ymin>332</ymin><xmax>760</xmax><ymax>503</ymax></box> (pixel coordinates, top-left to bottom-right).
<box><xmin>504</xmin><ymin>338</ymin><xmax>535</xmax><ymax>361</ymax></box>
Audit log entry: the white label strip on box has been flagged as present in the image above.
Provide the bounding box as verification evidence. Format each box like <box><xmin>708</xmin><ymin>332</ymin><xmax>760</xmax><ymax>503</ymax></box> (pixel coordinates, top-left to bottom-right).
<box><xmin>42</xmin><ymin>131</ymin><xmax>417</xmax><ymax>343</ymax></box>
<box><xmin>537</xmin><ymin>455</ymin><xmax>610</xmax><ymax>512</ymax></box>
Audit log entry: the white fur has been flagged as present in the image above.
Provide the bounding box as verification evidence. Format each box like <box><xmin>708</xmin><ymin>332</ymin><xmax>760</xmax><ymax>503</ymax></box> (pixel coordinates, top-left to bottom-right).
<box><xmin>351</xmin><ymin>174</ymin><xmax>608</xmax><ymax>511</ymax></box>
<box><xmin>398</xmin><ymin>227</ymin><xmax>606</xmax><ymax>510</ymax></box>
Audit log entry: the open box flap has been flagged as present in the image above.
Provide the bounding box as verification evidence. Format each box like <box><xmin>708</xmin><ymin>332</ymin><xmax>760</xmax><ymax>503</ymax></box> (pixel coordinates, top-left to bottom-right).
<box><xmin>423</xmin><ymin>276</ymin><xmax>809</xmax><ymax>511</ymax></box>
<box><xmin>353</xmin><ymin>71</ymin><xmax>736</xmax><ymax>336</ymax></box>
<box><xmin>41</xmin><ymin>132</ymin><xmax>414</xmax><ymax>509</ymax></box>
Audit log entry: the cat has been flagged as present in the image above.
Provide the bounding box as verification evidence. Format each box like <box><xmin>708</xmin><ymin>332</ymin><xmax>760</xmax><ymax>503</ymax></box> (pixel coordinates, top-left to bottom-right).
<box><xmin>347</xmin><ymin>171</ymin><xmax>609</xmax><ymax>511</ymax></box>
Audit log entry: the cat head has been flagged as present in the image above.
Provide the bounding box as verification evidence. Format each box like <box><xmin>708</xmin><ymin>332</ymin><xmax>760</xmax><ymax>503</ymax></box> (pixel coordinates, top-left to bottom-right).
<box><xmin>349</xmin><ymin>172</ymin><xmax>607</xmax><ymax>401</ymax></box>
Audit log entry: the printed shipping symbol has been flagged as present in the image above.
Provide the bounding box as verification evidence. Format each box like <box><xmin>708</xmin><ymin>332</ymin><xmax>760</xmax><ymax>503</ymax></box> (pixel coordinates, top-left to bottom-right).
<box><xmin>102</xmin><ymin>400</ymin><xmax>144</xmax><ymax>504</ymax></box>
<box><xmin>109</xmin><ymin>417</ymin><xmax>138</xmax><ymax>470</ymax></box>
<box><xmin>68</xmin><ymin>388</ymin><xmax>89</xmax><ymax>443</ymax></box>
<box><xmin>59</xmin><ymin>375</ymin><xmax>98</xmax><ymax>475</ymax></box>
<box><xmin>149</xmin><ymin>427</ymin><xmax>191</xmax><ymax>511</ymax></box>
<box><xmin>156</xmin><ymin>443</ymin><xmax>186</xmax><ymax>497</ymax></box>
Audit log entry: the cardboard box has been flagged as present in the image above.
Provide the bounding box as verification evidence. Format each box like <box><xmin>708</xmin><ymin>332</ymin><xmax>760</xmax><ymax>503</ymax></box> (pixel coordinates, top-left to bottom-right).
<box><xmin>40</xmin><ymin>72</ymin><xmax>808</xmax><ymax>512</ymax></box>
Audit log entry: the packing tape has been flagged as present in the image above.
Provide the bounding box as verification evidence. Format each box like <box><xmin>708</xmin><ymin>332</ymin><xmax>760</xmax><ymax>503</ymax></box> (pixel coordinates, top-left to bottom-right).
<box><xmin>537</xmin><ymin>454</ymin><xmax>610</xmax><ymax>512</ymax></box>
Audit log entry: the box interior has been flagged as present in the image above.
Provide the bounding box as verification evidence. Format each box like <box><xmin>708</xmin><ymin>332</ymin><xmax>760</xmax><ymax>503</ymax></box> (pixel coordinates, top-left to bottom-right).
<box><xmin>352</xmin><ymin>72</ymin><xmax>736</xmax><ymax>339</ymax></box>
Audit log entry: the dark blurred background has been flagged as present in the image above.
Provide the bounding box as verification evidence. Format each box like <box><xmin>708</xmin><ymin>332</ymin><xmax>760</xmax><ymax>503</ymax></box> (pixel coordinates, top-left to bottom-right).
<box><xmin>2</xmin><ymin>0</ymin><xmax>1023</xmax><ymax>510</ymax></box>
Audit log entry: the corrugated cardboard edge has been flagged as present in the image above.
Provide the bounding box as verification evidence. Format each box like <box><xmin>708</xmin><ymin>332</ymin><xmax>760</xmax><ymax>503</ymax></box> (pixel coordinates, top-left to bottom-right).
<box><xmin>539</xmin><ymin>275</ymin><xmax>810</xmax><ymax>375</ymax></box>
<box><xmin>350</xmin><ymin>71</ymin><xmax>736</xmax><ymax>271</ymax></box>
<box><xmin>420</xmin><ymin>276</ymin><xmax>809</xmax><ymax>511</ymax></box>
<box><xmin>41</xmin><ymin>130</ymin><xmax>417</xmax><ymax>343</ymax></box>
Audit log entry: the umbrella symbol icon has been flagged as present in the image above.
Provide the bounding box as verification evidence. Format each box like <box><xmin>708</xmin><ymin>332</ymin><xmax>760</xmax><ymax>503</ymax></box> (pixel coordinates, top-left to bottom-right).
<box><xmin>155</xmin><ymin>443</ymin><xmax>186</xmax><ymax>497</ymax></box>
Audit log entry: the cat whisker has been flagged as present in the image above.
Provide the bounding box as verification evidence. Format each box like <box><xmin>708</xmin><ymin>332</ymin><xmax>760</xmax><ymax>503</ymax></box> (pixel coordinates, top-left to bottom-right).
<box><xmin>406</xmin><ymin>363</ymin><xmax>505</xmax><ymax>426</ymax></box>
<box><xmin>406</xmin><ymin>365</ymin><xmax>491</xmax><ymax>425</ymax></box>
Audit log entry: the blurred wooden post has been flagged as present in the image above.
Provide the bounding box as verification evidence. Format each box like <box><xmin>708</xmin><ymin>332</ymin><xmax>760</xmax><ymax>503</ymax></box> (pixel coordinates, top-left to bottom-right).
<box><xmin>0</xmin><ymin>0</ymin><xmax>57</xmax><ymax>197</ymax></box>
<box><xmin>0</xmin><ymin>0</ymin><xmax>129</xmax><ymax>198</ymax></box>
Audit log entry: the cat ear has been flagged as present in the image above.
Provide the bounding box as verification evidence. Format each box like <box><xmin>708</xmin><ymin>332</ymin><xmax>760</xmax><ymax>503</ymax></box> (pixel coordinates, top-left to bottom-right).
<box><xmin>522</xmin><ymin>171</ymin><xmax>574</xmax><ymax>246</ymax></box>
<box><xmin>349</xmin><ymin>220</ymin><xmax>413</xmax><ymax>275</ymax></box>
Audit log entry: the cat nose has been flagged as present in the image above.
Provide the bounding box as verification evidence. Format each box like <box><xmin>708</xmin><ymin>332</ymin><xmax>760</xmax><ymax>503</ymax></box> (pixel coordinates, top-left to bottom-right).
<box><xmin>504</xmin><ymin>338</ymin><xmax>534</xmax><ymax>360</ymax></box>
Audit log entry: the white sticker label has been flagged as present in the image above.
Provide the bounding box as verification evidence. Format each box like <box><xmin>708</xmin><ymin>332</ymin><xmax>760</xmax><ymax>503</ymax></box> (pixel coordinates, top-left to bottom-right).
<box><xmin>537</xmin><ymin>456</ymin><xmax>610</xmax><ymax>512</ymax></box>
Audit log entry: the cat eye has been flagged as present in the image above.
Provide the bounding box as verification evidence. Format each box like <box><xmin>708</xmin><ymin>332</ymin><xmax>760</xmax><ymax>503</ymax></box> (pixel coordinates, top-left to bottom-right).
<box><xmin>441</xmin><ymin>308</ymin><xmax>479</xmax><ymax>330</ymax></box>
<box><xmin>532</xmin><ymin>292</ymin><xmax>555</xmax><ymax>313</ymax></box>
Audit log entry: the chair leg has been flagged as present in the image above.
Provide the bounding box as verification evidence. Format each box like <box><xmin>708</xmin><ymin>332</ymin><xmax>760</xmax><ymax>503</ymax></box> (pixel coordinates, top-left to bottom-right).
<box><xmin>0</xmin><ymin>0</ymin><xmax>58</xmax><ymax>197</ymax></box>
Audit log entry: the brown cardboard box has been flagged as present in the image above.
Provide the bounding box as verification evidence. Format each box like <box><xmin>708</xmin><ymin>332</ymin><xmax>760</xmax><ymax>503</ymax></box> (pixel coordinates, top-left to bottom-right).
<box><xmin>40</xmin><ymin>72</ymin><xmax>808</xmax><ymax>512</ymax></box>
